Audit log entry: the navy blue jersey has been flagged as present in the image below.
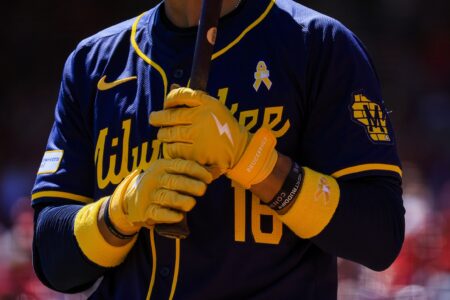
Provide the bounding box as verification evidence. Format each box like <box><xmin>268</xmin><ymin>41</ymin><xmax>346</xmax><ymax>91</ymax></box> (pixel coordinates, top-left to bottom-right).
<box><xmin>32</xmin><ymin>0</ymin><xmax>402</xmax><ymax>298</ymax></box>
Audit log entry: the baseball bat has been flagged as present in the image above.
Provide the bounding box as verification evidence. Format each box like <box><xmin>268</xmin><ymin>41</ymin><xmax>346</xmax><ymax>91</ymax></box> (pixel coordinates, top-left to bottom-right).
<box><xmin>155</xmin><ymin>0</ymin><xmax>224</xmax><ymax>239</ymax></box>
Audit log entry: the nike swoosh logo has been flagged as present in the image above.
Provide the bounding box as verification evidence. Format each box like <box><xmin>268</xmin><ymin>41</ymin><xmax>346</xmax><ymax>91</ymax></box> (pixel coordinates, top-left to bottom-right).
<box><xmin>97</xmin><ymin>75</ymin><xmax>137</xmax><ymax>91</ymax></box>
<box><xmin>211</xmin><ymin>113</ymin><xmax>234</xmax><ymax>146</ymax></box>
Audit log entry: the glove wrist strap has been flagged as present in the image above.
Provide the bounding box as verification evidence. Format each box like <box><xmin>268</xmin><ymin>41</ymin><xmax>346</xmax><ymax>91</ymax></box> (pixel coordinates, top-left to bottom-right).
<box><xmin>227</xmin><ymin>127</ymin><xmax>278</xmax><ymax>188</ymax></box>
<box><xmin>104</xmin><ymin>198</ymin><xmax>137</xmax><ymax>239</ymax></box>
<box><xmin>109</xmin><ymin>169</ymin><xmax>141</xmax><ymax>234</ymax></box>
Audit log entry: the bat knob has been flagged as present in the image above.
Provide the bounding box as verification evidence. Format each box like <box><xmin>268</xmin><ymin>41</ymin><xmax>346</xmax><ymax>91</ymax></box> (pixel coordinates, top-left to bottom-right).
<box><xmin>155</xmin><ymin>215</ymin><xmax>190</xmax><ymax>239</ymax></box>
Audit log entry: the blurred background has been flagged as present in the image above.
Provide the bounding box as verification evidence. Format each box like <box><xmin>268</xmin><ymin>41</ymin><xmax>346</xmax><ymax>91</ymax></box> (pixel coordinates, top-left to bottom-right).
<box><xmin>0</xmin><ymin>0</ymin><xmax>449</xmax><ymax>299</ymax></box>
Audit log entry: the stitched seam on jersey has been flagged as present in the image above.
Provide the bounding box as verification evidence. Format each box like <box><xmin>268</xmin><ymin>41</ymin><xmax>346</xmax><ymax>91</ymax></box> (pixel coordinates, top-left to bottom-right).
<box><xmin>31</xmin><ymin>191</ymin><xmax>93</xmax><ymax>203</ymax></box>
<box><xmin>169</xmin><ymin>239</ymin><xmax>181</xmax><ymax>300</ymax></box>
<box><xmin>131</xmin><ymin>13</ymin><xmax>169</xmax><ymax>97</ymax></box>
<box><xmin>146</xmin><ymin>227</ymin><xmax>157</xmax><ymax>300</ymax></box>
<box><xmin>332</xmin><ymin>163</ymin><xmax>402</xmax><ymax>178</ymax></box>
<box><xmin>212</xmin><ymin>0</ymin><xmax>276</xmax><ymax>60</ymax></box>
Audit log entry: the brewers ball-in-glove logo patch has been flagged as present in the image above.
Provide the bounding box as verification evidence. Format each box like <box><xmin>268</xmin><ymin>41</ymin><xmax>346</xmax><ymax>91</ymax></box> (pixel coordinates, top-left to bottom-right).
<box><xmin>351</xmin><ymin>93</ymin><xmax>392</xmax><ymax>143</ymax></box>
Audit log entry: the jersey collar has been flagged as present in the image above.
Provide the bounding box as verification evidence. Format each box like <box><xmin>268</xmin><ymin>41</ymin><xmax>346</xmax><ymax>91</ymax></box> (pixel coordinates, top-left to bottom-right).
<box><xmin>131</xmin><ymin>0</ymin><xmax>276</xmax><ymax>95</ymax></box>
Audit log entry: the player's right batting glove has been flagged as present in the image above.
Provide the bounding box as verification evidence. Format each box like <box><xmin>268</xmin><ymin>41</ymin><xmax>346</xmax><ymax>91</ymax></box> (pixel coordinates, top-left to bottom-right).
<box><xmin>149</xmin><ymin>87</ymin><xmax>278</xmax><ymax>189</ymax></box>
<box><xmin>108</xmin><ymin>159</ymin><xmax>212</xmax><ymax>235</ymax></box>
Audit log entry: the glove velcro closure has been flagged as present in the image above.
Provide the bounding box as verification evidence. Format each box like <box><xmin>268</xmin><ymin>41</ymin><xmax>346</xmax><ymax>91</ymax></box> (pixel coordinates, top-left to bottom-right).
<box><xmin>74</xmin><ymin>197</ymin><xmax>137</xmax><ymax>268</ymax></box>
<box><xmin>108</xmin><ymin>169</ymin><xmax>141</xmax><ymax>234</ymax></box>
<box><xmin>279</xmin><ymin>167</ymin><xmax>340</xmax><ymax>239</ymax></box>
<box><xmin>227</xmin><ymin>127</ymin><xmax>278</xmax><ymax>189</ymax></box>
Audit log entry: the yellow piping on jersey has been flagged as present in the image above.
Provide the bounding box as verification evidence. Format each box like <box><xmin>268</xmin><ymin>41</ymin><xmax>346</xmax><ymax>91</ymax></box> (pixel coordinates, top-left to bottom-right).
<box><xmin>169</xmin><ymin>239</ymin><xmax>181</xmax><ymax>300</ymax></box>
<box><xmin>212</xmin><ymin>0</ymin><xmax>276</xmax><ymax>61</ymax></box>
<box><xmin>131</xmin><ymin>0</ymin><xmax>276</xmax><ymax>88</ymax></box>
<box><xmin>146</xmin><ymin>227</ymin><xmax>157</xmax><ymax>300</ymax></box>
<box><xmin>31</xmin><ymin>191</ymin><xmax>93</xmax><ymax>203</ymax></box>
<box><xmin>133</xmin><ymin>2</ymin><xmax>276</xmax><ymax>297</ymax></box>
<box><xmin>332</xmin><ymin>163</ymin><xmax>403</xmax><ymax>178</ymax></box>
<box><xmin>144</xmin><ymin>229</ymin><xmax>181</xmax><ymax>300</ymax></box>
<box><xmin>131</xmin><ymin>13</ymin><xmax>168</xmax><ymax>96</ymax></box>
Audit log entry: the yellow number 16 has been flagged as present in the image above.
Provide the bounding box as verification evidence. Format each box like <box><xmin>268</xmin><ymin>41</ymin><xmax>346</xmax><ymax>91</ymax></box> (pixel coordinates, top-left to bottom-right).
<box><xmin>232</xmin><ymin>182</ymin><xmax>283</xmax><ymax>245</ymax></box>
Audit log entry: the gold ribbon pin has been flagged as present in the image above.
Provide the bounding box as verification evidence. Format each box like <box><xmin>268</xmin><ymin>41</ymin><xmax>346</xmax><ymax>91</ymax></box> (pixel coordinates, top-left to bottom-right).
<box><xmin>253</xmin><ymin>61</ymin><xmax>272</xmax><ymax>91</ymax></box>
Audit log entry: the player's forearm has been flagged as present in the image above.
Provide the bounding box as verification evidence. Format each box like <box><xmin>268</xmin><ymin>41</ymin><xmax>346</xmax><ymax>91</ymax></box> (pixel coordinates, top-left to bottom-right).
<box><xmin>33</xmin><ymin>204</ymin><xmax>106</xmax><ymax>292</ymax></box>
<box><xmin>250</xmin><ymin>154</ymin><xmax>404</xmax><ymax>271</ymax></box>
<box><xmin>312</xmin><ymin>176</ymin><xmax>405</xmax><ymax>271</ymax></box>
<box><xmin>97</xmin><ymin>199</ymin><xmax>138</xmax><ymax>247</ymax></box>
<box><xmin>33</xmin><ymin>197</ymin><xmax>140</xmax><ymax>293</ymax></box>
<box><xmin>249</xmin><ymin>152</ymin><xmax>292</xmax><ymax>203</ymax></box>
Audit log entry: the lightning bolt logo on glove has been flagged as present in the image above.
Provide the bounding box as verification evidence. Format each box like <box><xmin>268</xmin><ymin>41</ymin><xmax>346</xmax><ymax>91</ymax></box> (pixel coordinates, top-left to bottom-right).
<box><xmin>211</xmin><ymin>112</ymin><xmax>234</xmax><ymax>146</ymax></box>
<box><xmin>149</xmin><ymin>87</ymin><xmax>278</xmax><ymax>188</ymax></box>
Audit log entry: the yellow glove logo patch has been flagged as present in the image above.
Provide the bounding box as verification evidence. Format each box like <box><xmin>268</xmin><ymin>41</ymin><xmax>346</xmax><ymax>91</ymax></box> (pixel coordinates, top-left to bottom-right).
<box><xmin>351</xmin><ymin>93</ymin><xmax>392</xmax><ymax>143</ymax></box>
<box><xmin>253</xmin><ymin>61</ymin><xmax>272</xmax><ymax>92</ymax></box>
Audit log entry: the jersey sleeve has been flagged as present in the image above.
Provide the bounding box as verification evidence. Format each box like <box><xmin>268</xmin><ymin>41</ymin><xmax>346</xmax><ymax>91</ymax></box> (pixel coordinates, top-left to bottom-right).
<box><xmin>300</xmin><ymin>18</ymin><xmax>402</xmax><ymax>180</ymax></box>
<box><xmin>31</xmin><ymin>48</ymin><xmax>95</xmax><ymax>206</ymax></box>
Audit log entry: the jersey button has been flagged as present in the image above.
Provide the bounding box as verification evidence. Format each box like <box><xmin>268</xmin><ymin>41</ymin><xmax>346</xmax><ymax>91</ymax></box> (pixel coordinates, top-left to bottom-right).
<box><xmin>159</xmin><ymin>267</ymin><xmax>170</xmax><ymax>277</ymax></box>
<box><xmin>173</xmin><ymin>69</ymin><xmax>184</xmax><ymax>79</ymax></box>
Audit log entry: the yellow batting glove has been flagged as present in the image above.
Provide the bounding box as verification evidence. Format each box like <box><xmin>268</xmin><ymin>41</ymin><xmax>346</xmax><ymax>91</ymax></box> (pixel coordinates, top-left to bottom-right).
<box><xmin>108</xmin><ymin>159</ymin><xmax>212</xmax><ymax>235</ymax></box>
<box><xmin>149</xmin><ymin>87</ymin><xmax>278</xmax><ymax>188</ymax></box>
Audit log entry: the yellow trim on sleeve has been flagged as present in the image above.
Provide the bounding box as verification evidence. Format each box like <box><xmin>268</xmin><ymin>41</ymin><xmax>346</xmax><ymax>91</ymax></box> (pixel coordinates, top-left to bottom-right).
<box><xmin>131</xmin><ymin>13</ymin><xmax>168</xmax><ymax>96</ymax></box>
<box><xmin>146</xmin><ymin>227</ymin><xmax>157</xmax><ymax>300</ymax></box>
<box><xmin>279</xmin><ymin>168</ymin><xmax>340</xmax><ymax>239</ymax></box>
<box><xmin>74</xmin><ymin>197</ymin><xmax>137</xmax><ymax>268</ymax></box>
<box><xmin>211</xmin><ymin>0</ymin><xmax>276</xmax><ymax>61</ymax></box>
<box><xmin>31</xmin><ymin>191</ymin><xmax>93</xmax><ymax>204</ymax></box>
<box><xmin>332</xmin><ymin>163</ymin><xmax>403</xmax><ymax>178</ymax></box>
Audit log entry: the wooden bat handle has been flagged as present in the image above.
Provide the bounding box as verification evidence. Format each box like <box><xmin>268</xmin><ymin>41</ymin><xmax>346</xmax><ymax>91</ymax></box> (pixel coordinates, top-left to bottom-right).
<box><xmin>190</xmin><ymin>0</ymin><xmax>223</xmax><ymax>90</ymax></box>
<box><xmin>155</xmin><ymin>0</ymin><xmax>223</xmax><ymax>240</ymax></box>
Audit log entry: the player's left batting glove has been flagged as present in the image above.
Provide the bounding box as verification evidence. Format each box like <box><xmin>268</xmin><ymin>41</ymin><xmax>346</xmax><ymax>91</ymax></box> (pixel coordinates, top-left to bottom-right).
<box><xmin>149</xmin><ymin>87</ymin><xmax>278</xmax><ymax>188</ymax></box>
